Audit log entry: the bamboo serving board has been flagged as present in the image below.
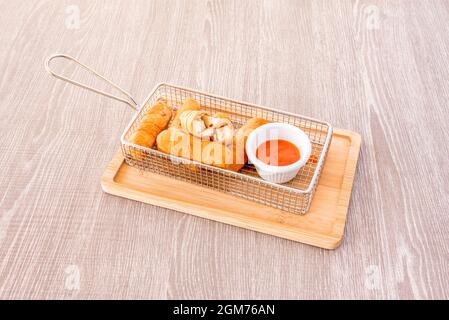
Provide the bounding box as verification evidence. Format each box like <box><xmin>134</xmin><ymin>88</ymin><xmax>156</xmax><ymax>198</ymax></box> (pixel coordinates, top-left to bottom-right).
<box><xmin>101</xmin><ymin>128</ymin><xmax>361</xmax><ymax>249</ymax></box>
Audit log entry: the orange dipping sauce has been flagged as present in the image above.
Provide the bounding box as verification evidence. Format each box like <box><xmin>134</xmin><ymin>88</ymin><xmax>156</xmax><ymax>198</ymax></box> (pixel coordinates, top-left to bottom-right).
<box><xmin>256</xmin><ymin>139</ymin><xmax>301</xmax><ymax>166</ymax></box>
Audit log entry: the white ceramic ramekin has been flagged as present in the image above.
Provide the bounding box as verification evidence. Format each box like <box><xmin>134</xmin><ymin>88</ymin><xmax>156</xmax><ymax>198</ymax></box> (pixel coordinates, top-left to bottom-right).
<box><xmin>246</xmin><ymin>123</ymin><xmax>312</xmax><ymax>184</ymax></box>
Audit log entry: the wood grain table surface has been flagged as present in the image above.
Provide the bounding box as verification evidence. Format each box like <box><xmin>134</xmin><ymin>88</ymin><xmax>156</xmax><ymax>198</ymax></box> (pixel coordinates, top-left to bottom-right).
<box><xmin>0</xmin><ymin>0</ymin><xmax>448</xmax><ymax>300</ymax></box>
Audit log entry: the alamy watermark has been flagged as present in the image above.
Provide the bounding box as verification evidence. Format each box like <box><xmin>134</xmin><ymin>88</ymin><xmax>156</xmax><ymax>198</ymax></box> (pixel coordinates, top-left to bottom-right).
<box><xmin>64</xmin><ymin>264</ymin><xmax>81</xmax><ymax>291</ymax></box>
<box><xmin>364</xmin><ymin>264</ymin><xmax>381</xmax><ymax>290</ymax></box>
<box><xmin>363</xmin><ymin>5</ymin><xmax>381</xmax><ymax>30</ymax></box>
<box><xmin>65</xmin><ymin>5</ymin><xmax>80</xmax><ymax>30</ymax></box>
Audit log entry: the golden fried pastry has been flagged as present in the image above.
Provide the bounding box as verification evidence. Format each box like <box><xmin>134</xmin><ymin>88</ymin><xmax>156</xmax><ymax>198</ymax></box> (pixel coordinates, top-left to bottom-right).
<box><xmin>130</xmin><ymin>98</ymin><xmax>172</xmax><ymax>150</ymax></box>
<box><xmin>179</xmin><ymin>110</ymin><xmax>209</xmax><ymax>137</ymax></box>
<box><xmin>156</xmin><ymin>116</ymin><xmax>268</xmax><ymax>171</ymax></box>
<box><xmin>171</xmin><ymin>97</ymin><xmax>201</xmax><ymax>128</ymax></box>
<box><xmin>156</xmin><ymin>127</ymin><xmax>244</xmax><ymax>171</ymax></box>
<box><xmin>235</xmin><ymin>117</ymin><xmax>270</xmax><ymax>144</ymax></box>
<box><xmin>203</xmin><ymin>113</ymin><xmax>234</xmax><ymax>145</ymax></box>
<box><xmin>172</xmin><ymin>98</ymin><xmax>235</xmax><ymax>146</ymax></box>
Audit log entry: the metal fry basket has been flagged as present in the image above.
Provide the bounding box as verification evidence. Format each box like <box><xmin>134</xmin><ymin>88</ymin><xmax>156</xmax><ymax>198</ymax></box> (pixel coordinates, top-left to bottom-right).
<box><xmin>46</xmin><ymin>54</ymin><xmax>333</xmax><ymax>215</ymax></box>
<box><xmin>122</xmin><ymin>84</ymin><xmax>332</xmax><ymax>214</ymax></box>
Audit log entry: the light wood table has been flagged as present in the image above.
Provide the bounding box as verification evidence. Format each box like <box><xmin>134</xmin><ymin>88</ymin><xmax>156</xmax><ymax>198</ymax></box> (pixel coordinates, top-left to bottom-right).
<box><xmin>0</xmin><ymin>0</ymin><xmax>447</xmax><ymax>299</ymax></box>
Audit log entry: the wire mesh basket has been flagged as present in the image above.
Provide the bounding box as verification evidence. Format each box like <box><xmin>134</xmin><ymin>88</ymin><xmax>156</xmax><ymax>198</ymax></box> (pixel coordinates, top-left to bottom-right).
<box><xmin>45</xmin><ymin>54</ymin><xmax>333</xmax><ymax>215</ymax></box>
<box><xmin>121</xmin><ymin>83</ymin><xmax>333</xmax><ymax>214</ymax></box>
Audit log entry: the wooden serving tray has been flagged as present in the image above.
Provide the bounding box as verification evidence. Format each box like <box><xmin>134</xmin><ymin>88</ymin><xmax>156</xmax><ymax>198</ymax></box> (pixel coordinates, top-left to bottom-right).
<box><xmin>101</xmin><ymin>128</ymin><xmax>361</xmax><ymax>249</ymax></box>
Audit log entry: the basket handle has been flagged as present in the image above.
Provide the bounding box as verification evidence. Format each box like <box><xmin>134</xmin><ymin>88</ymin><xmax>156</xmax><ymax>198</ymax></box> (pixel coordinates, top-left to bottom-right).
<box><xmin>45</xmin><ymin>54</ymin><xmax>138</xmax><ymax>111</ymax></box>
